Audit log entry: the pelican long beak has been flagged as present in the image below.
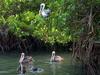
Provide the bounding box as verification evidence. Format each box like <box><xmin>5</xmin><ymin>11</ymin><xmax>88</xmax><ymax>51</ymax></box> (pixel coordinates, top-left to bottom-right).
<box><xmin>39</xmin><ymin>5</ymin><xmax>42</xmax><ymax>15</ymax></box>
<box><xmin>39</xmin><ymin>10</ymin><xmax>41</xmax><ymax>15</ymax></box>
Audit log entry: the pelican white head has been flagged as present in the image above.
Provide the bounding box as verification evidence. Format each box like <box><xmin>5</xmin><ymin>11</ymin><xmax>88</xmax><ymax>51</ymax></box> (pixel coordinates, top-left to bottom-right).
<box><xmin>40</xmin><ymin>3</ymin><xmax>45</xmax><ymax>10</ymax></box>
<box><xmin>21</xmin><ymin>53</ymin><xmax>25</xmax><ymax>56</ymax></box>
<box><xmin>52</xmin><ymin>51</ymin><xmax>55</xmax><ymax>56</ymax></box>
<box><xmin>40</xmin><ymin>3</ymin><xmax>45</xmax><ymax>8</ymax></box>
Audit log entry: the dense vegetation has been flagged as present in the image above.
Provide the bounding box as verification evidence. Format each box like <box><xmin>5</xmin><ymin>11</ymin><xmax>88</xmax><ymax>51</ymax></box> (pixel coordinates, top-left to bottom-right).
<box><xmin>0</xmin><ymin>0</ymin><xmax>74</xmax><ymax>43</ymax></box>
<box><xmin>0</xmin><ymin>0</ymin><xmax>100</xmax><ymax>53</ymax></box>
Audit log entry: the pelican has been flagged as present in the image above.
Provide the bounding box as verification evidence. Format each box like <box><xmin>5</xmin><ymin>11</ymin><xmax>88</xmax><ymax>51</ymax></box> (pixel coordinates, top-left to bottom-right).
<box><xmin>50</xmin><ymin>51</ymin><xmax>64</xmax><ymax>62</ymax></box>
<box><xmin>39</xmin><ymin>3</ymin><xmax>51</xmax><ymax>17</ymax></box>
<box><xmin>18</xmin><ymin>53</ymin><xmax>34</xmax><ymax>74</ymax></box>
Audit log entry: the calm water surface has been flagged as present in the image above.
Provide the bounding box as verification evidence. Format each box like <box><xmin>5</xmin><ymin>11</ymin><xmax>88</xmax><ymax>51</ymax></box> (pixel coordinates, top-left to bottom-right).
<box><xmin>0</xmin><ymin>52</ymin><xmax>84</xmax><ymax>75</ymax></box>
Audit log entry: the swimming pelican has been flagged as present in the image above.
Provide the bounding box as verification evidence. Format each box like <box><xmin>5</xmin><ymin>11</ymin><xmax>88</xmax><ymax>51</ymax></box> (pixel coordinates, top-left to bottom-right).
<box><xmin>39</xmin><ymin>3</ymin><xmax>51</xmax><ymax>17</ymax></box>
<box><xmin>50</xmin><ymin>51</ymin><xmax>64</xmax><ymax>62</ymax></box>
<box><xmin>18</xmin><ymin>53</ymin><xmax>44</xmax><ymax>74</ymax></box>
<box><xmin>18</xmin><ymin>53</ymin><xmax>34</xmax><ymax>74</ymax></box>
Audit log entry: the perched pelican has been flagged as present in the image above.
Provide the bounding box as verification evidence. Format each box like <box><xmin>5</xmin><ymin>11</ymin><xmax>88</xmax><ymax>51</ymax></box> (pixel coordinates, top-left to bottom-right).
<box><xmin>39</xmin><ymin>3</ymin><xmax>51</xmax><ymax>18</ymax></box>
<box><xmin>50</xmin><ymin>51</ymin><xmax>64</xmax><ymax>62</ymax></box>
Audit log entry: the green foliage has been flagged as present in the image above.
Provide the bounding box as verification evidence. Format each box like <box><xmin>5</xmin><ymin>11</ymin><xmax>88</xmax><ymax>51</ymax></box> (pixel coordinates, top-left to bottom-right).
<box><xmin>0</xmin><ymin>0</ymin><xmax>72</xmax><ymax>44</ymax></box>
<box><xmin>0</xmin><ymin>0</ymin><xmax>99</xmax><ymax>44</ymax></box>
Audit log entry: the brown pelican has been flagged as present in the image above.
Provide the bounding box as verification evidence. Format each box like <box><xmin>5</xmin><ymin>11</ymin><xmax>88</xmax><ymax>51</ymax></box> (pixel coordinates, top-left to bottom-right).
<box><xmin>50</xmin><ymin>51</ymin><xmax>64</xmax><ymax>62</ymax></box>
<box><xmin>39</xmin><ymin>3</ymin><xmax>51</xmax><ymax>18</ymax></box>
<box><xmin>17</xmin><ymin>53</ymin><xmax>33</xmax><ymax>74</ymax></box>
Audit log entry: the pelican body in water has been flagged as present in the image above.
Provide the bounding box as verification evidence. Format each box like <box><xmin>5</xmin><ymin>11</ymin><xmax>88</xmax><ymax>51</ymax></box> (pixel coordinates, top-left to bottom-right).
<box><xmin>50</xmin><ymin>51</ymin><xmax>64</xmax><ymax>62</ymax></box>
<box><xmin>39</xmin><ymin>3</ymin><xmax>51</xmax><ymax>18</ymax></box>
<box><xmin>17</xmin><ymin>53</ymin><xmax>44</xmax><ymax>74</ymax></box>
<box><xmin>17</xmin><ymin>53</ymin><xmax>33</xmax><ymax>74</ymax></box>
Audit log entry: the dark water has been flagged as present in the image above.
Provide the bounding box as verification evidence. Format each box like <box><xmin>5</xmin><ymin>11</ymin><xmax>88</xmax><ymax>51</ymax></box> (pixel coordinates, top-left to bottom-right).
<box><xmin>0</xmin><ymin>52</ymin><xmax>84</xmax><ymax>75</ymax></box>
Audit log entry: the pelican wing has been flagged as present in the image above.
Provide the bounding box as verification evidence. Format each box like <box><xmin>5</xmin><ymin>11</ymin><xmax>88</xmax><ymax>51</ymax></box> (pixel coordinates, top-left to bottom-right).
<box><xmin>44</xmin><ymin>9</ymin><xmax>51</xmax><ymax>14</ymax></box>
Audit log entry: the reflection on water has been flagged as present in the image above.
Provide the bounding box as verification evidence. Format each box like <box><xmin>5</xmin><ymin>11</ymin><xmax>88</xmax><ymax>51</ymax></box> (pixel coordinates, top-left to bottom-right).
<box><xmin>50</xmin><ymin>62</ymin><xmax>56</xmax><ymax>75</ymax></box>
<box><xmin>0</xmin><ymin>53</ymin><xmax>84</xmax><ymax>75</ymax></box>
<box><xmin>50</xmin><ymin>62</ymin><xmax>62</xmax><ymax>75</ymax></box>
<box><xmin>0</xmin><ymin>71</ymin><xmax>9</xmax><ymax>73</ymax></box>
